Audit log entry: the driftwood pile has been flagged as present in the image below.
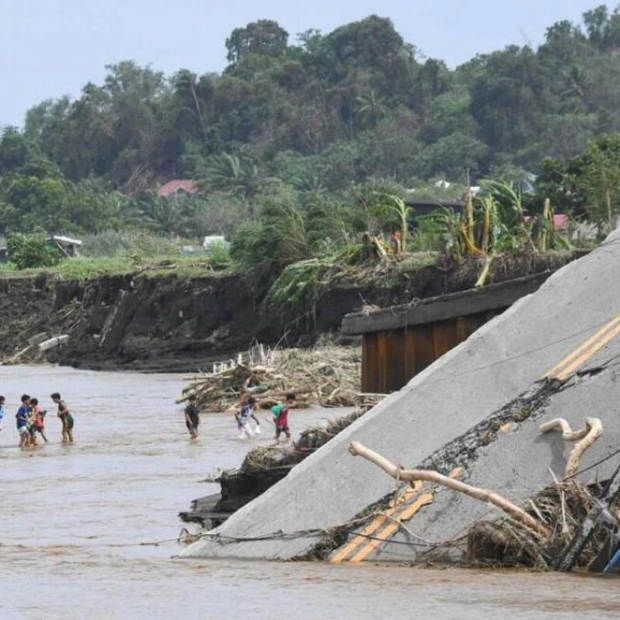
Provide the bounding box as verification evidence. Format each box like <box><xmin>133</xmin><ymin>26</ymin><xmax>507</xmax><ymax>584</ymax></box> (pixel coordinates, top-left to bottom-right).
<box><xmin>350</xmin><ymin>416</ymin><xmax>616</xmax><ymax>570</ymax></box>
<box><xmin>181</xmin><ymin>344</ymin><xmax>364</xmax><ymax>413</ymax></box>
<box><xmin>465</xmin><ymin>478</ymin><xmax>617</xmax><ymax>570</ymax></box>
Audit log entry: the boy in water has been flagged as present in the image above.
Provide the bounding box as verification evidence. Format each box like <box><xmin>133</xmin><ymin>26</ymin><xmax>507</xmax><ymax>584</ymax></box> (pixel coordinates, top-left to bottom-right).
<box><xmin>270</xmin><ymin>392</ymin><xmax>295</xmax><ymax>443</ymax></box>
<box><xmin>184</xmin><ymin>394</ymin><xmax>200</xmax><ymax>440</ymax></box>
<box><xmin>234</xmin><ymin>396</ymin><xmax>261</xmax><ymax>439</ymax></box>
<box><xmin>0</xmin><ymin>395</ymin><xmax>5</xmax><ymax>436</ymax></box>
<box><xmin>51</xmin><ymin>392</ymin><xmax>74</xmax><ymax>443</ymax></box>
<box><xmin>16</xmin><ymin>394</ymin><xmax>31</xmax><ymax>448</ymax></box>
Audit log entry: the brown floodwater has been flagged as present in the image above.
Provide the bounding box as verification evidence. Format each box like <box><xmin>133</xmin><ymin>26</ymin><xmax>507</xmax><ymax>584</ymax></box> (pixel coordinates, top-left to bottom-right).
<box><xmin>1</xmin><ymin>364</ymin><xmax>619</xmax><ymax>620</ymax></box>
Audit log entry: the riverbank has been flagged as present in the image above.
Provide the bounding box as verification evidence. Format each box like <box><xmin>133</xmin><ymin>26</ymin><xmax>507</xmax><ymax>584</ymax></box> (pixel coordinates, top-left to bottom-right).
<box><xmin>0</xmin><ymin>251</ymin><xmax>578</xmax><ymax>373</ymax></box>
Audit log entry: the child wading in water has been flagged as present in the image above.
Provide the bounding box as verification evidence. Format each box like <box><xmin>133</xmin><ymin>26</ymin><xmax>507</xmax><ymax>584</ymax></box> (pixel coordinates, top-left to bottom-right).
<box><xmin>51</xmin><ymin>392</ymin><xmax>74</xmax><ymax>443</ymax></box>
<box><xmin>184</xmin><ymin>394</ymin><xmax>200</xmax><ymax>440</ymax></box>
<box><xmin>16</xmin><ymin>394</ymin><xmax>31</xmax><ymax>448</ymax></box>
<box><xmin>234</xmin><ymin>396</ymin><xmax>261</xmax><ymax>439</ymax></box>
<box><xmin>30</xmin><ymin>398</ymin><xmax>48</xmax><ymax>443</ymax></box>
<box><xmin>270</xmin><ymin>393</ymin><xmax>295</xmax><ymax>443</ymax></box>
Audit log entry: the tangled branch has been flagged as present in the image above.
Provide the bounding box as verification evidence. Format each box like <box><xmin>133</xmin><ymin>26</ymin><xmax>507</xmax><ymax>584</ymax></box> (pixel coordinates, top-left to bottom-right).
<box><xmin>539</xmin><ymin>417</ymin><xmax>603</xmax><ymax>478</ymax></box>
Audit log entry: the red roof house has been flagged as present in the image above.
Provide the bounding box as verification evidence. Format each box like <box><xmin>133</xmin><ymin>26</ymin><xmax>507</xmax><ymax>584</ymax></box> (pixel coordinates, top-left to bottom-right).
<box><xmin>524</xmin><ymin>213</ymin><xmax>570</xmax><ymax>231</ymax></box>
<box><xmin>158</xmin><ymin>180</ymin><xmax>198</xmax><ymax>198</ymax></box>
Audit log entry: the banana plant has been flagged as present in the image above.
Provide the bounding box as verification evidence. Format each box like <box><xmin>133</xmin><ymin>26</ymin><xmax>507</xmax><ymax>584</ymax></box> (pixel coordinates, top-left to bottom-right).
<box><xmin>373</xmin><ymin>193</ymin><xmax>412</xmax><ymax>253</ymax></box>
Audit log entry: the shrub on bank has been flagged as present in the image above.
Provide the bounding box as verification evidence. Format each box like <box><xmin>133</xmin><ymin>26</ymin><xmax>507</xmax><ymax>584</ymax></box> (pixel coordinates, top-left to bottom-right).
<box><xmin>6</xmin><ymin>233</ymin><xmax>61</xmax><ymax>269</ymax></box>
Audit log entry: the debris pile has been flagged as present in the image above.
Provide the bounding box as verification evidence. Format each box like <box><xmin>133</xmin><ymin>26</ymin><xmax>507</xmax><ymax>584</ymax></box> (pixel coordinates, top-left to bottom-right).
<box><xmin>181</xmin><ymin>344</ymin><xmax>365</xmax><ymax>413</ymax></box>
<box><xmin>241</xmin><ymin>408</ymin><xmax>370</xmax><ymax>473</ymax></box>
<box><xmin>464</xmin><ymin>479</ymin><xmax>618</xmax><ymax>570</ymax></box>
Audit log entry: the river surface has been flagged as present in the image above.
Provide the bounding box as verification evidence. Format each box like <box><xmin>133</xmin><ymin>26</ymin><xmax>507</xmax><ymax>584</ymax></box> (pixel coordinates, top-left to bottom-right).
<box><xmin>1</xmin><ymin>365</ymin><xmax>619</xmax><ymax>620</ymax></box>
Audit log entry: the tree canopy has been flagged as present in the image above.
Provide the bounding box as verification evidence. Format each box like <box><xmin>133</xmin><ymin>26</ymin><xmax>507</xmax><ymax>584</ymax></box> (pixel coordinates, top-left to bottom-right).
<box><xmin>2</xmin><ymin>6</ymin><xmax>620</xmax><ymax>251</ymax></box>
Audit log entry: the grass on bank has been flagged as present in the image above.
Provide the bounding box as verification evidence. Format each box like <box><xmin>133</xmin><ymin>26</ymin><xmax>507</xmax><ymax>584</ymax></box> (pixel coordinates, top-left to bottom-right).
<box><xmin>0</xmin><ymin>232</ymin><xmax>234</xmax><ymax>281</ymax></box>
<box><xmin>0</xmin><ymin>254</ymin><xmax>232</xmax><ymax>281</ymax></box>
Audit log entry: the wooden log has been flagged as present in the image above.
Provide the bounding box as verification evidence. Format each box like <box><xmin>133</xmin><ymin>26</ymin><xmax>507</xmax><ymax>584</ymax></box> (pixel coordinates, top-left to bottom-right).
<box><xmin>348</xmin><ymin>441</ymin><xmax>551</xmax><ymax>538</ymax></box>
<box><xmin>38</xmin><ymin>334</ymin><xmax>69</xmax><ymax>351</ymax></box>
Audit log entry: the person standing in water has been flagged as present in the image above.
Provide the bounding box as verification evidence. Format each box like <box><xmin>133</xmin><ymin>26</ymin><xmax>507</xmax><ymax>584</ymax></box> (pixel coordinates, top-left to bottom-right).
<box><xmin>0</xmin><ymin>395</ymin><xmax>5</xmax><ymax>437</ymax></box>
<box><xmin>51</xmin><ymin>392</ymin><xmax>74</xmax><ymax>443</ymax></box>
<box><xmin>270</xmin><ymin>392</ymin><xmax>296</xmax><ymax>443</ymax></box>
<box><xmin>16</xmin><ymin>394</ymin><xmax>31</xmax><ymax>448</ymax></box>
<box><xmin>234</xmin><ymin>395</ymin><xmax>261</xmax><ymax>439</ymax></box>
<box><xmin>30</xmin><ymin>398</ymin><xmax>48</xmax><ymax>443</ymax></box>
<box><xmin>184</xmin><ymin>394</ymin><xmax>200</xmax><ymax>440</ymax></box>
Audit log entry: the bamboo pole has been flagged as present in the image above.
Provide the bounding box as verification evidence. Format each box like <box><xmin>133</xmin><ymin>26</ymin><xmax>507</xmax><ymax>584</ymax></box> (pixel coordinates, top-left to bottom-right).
<box><xmin>348</xmin><ymin>441</ymin><xmax>551</xmax><ymax>538</ymax></box>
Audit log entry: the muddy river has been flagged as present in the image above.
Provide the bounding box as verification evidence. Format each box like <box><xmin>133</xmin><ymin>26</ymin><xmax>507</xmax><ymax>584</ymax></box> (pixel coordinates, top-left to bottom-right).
<box><xmin>1</xmin><ymin>365</ymin><xmax>618</xmax><ymax>619</ymax></box>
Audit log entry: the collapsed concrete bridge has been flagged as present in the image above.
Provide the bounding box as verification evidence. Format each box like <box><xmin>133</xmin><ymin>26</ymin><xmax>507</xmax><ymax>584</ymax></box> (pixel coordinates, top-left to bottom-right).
<box><xmin>182</xmin><ymin>230</ymin><xmax>620</xmax><ymax>562</ymax></box>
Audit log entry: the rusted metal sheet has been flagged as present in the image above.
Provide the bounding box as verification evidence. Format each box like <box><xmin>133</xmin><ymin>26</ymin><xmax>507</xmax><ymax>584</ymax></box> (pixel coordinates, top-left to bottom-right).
<box><xmin>343</xmin><ymin>272</ymin><xmax>554</xmax><ymax>335</ymax></box>
<box><xmin>347</xmin><ymin>274</ymin><xmax>558</xmax><ymax>393</ymax></box>
<box><xmin>361</xmin><ymin>310</ymin><xmax>503</xmax><ymax>393</ymax></box>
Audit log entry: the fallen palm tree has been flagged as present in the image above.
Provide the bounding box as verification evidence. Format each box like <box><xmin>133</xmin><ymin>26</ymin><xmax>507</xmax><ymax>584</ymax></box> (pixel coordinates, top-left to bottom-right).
<box><xmin>180</xmin><ymin>343</ymin><xmax>364</xmax><ymax>412</ymax></box>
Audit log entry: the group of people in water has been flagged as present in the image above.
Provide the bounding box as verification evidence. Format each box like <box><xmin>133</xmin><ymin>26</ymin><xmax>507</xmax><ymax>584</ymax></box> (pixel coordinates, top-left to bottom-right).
<box><xmin>2</xmin><ymin>387</ymin><xmax>295</xmax><ymax>447</ymax></box>
<box><xmin>183</xmin><ymin>391</ymin><xmax>296</xmax><ymax>442</ymax></box>
<box><xmin>0</xmin><ymin>392</ymin><xmax>74</xmax><ymax>448</ymax></box>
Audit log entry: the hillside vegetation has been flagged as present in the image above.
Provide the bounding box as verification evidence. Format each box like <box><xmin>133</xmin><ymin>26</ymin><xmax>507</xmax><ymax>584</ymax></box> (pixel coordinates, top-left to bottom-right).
<box><xmin>1</xmin><ymin>5</ymin><xmax>620</xmax><ymax>280</ymax></box>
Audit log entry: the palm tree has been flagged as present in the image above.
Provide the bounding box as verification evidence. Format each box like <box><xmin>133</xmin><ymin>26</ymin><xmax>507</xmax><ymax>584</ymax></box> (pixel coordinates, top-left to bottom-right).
<box><xmin>141</xmin><ymin>197</ymin><xmax>190</xmax><ymax>237</ymax></box>
<box><xmin>356</xmin><ymin>89</ymin><xmax>389</xmax><ymax>128</ymax></box>
<box><xmin>199</xmin><ymin>153</ymin><xmax>281</xmax><ymax>215</ymax></box>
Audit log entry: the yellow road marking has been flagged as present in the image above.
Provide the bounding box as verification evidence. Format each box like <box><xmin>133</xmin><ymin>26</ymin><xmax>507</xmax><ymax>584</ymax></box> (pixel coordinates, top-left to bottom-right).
<box><xmin>329</xmin><ymin>483</ymin><xmax>421</xmax><ymax>564</ymax></box>
<box><xmin>348</xmin><ymin>492</ymin><xmax>434</xmax><ymax>563</ymax></box>
<box><xmin>331</xmin><ymin>467</ymin><xmax>463</xmax><ymax>564</ymax></box>
<box><xmin>543</xmin><ymin>313</ymin><xmax>620</xmax><ymax>382</ymax></box>
<box><xmin>554</xmin><ymin>319</ymin><xmax>620</xmax><ymax>382</ymax></box>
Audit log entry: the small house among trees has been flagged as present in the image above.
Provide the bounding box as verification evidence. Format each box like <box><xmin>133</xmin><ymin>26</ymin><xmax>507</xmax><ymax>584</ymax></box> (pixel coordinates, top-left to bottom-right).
<box><xmin>158</xmin><ymin>180</ymin><xmax>198</xmax><ymax>200</ymax></box>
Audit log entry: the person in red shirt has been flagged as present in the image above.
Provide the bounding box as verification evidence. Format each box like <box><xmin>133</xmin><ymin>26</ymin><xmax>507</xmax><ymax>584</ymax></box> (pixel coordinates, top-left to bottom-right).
<box><xmin>270</xmin><ymin>393</ymin><xmax>296</xmax><ymax>443</ymax></box>
<box><xmin>30</xmin><ymin>398</ymin><xmax>48</xmax><ymax>444</ymax></box>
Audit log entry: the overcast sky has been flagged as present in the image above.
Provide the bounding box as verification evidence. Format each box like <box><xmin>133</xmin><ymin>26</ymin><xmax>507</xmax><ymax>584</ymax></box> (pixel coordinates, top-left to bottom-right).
<box><xmin>0</xmin><ymin>0</ymin><xmax>610</xmax><ymax>127</ymax></box>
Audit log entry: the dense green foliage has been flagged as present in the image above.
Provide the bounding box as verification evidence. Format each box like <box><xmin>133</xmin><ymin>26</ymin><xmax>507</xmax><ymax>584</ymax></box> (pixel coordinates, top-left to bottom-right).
<box><xmin>2</xmin><ymin>6</ymin><xmax>620</xmax><ymax>275</ymax></box>
<box><xmin>6</xmin><ymin>233</ymin><xmax>61</xmax><ymax>269</ymax></box>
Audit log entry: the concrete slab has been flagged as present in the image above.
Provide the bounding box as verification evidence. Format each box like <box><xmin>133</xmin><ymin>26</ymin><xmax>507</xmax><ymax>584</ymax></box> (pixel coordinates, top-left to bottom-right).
<box><xmin>182</xmin><ymin>229</ymin><xmax>620</xmax><ymax>560</ymax></box>
<box><xmin>359</xmin><ymin>345</ymin><xmax>620</xmax><ymax>562</ymax></box>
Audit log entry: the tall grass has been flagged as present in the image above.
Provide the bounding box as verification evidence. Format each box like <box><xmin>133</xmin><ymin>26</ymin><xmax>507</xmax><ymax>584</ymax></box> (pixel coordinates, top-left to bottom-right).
<box><xmin>0</xmin><ymin>231</ymin><xmax>230</xmax><ymax>281</ymax></box>
<box><xmin>81</xmin><ymin>231</ymin><xmax>185</xmax><ymax>258</ymax></box>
